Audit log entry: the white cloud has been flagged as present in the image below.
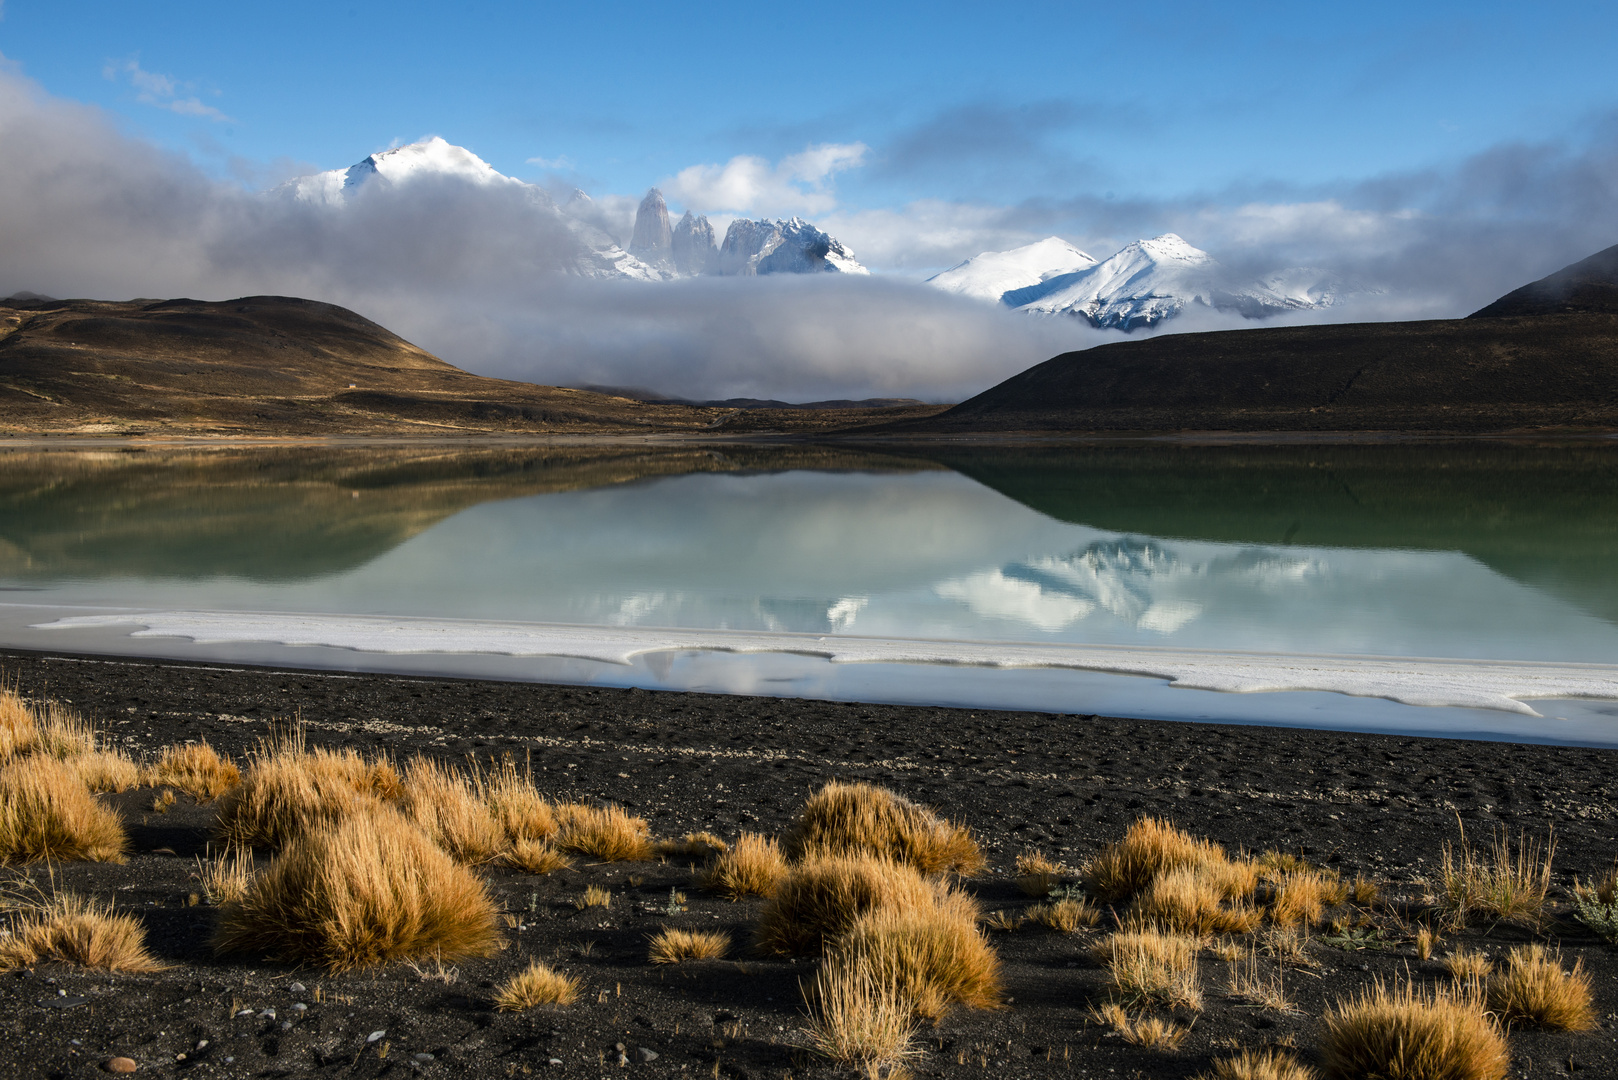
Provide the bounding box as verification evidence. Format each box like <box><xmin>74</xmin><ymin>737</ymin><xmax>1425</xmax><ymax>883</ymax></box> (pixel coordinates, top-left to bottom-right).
<box><xmin>663</xmin><ymin>141</ymin><xmax>867</xmax><ymax>217</ymax></box>
<box><xmin>526</xmin><ymin>153</ymin><xmax>575</xmax><ymax>171</ymax></box>
<box><xmin>103</xmin><ymin>58</ymin><xmax>230</xmax><ymax>122</ymax></box>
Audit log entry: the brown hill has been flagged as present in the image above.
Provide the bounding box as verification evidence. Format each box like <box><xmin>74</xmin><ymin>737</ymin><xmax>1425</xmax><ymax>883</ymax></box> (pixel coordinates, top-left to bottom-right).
<box><xmin>0</xmin><ymin>295</ymin><xmax>943</xmax><ymax>436</ymax></box>
<box><xmin>901</xmin><ymin>245</ymin><xmax>1618</xmax><ymax>435</ymax></box>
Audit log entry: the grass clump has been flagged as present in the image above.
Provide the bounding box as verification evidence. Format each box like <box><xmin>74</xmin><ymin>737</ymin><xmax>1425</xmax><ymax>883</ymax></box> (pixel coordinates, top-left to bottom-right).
<box><xmin>576</xmin><ymin>885</ymin><xmax>612</xmax><ymax>909</ymax></box>
<box><xmin>195</xmin><ymin>846</ymin><xmax>256</xmax><ymax>906</ymax></box>
<box><xmin>213</xmin><ymin>805</ymin><xmax>500</xmax><ymax>971</ymax></box>
<box><xmin>69</xmin><ymin>749</ymin><xmax>142</xmax><ymax>794</ymax></box>
<box><xmin>502</xmin><ymin>838</ymin><xmax>572</xmax><ymax>874</ymax></box>
<box><xmin>829</xmin><ymin>898</ymin><xmax>1003</xmax><ymax>1018</ymax></box>
<box><xmin>1090</xmin><ymin>1002</ymin><xmax>1187</xmax><ymax>1049</ymax></box>
<box><xmin>1441</xmin><ymin>947</ymin><xmax>1492</xmax><ymax>982</ymax></box>
<box><xmin>0</xmin><ymin>893</ymin><xmax>163</xmax><ymax>972</ymax></box>
<box><xmin>1268</xmin><ymin>869</ymin><xmax>1343</xmax><ymax>928</ymax></box>
<box><xmin>398</xmin><ymin>754</ymin><xmax>503</xmax><ymax>864</ymax></box>
<box><xmin>1087</xmin><ymin>816</ymin><xmax>1249</xmax><ymax>903</ymax></box>
<box><xmin>1320</xmin><ymin>978</ymin><xmax>1508</xmax><ymax>1080</ymax></box>
<box><xmin>1015</xmin><ymin>850</ymin><xmax>1066</xmax><ymax>897</ymax></box>
<box><xmin>785</xmin><ymin>780</ymin><xmax>983</xmax><ymax>876</ymax></box>
<box><xmin>801</xmin><ymin>955</ymin><xmax>919</xmax><ymax>1076</ymax></box>
<box><xmin>0</xmin><ymin>756</ymin><xmax>127</xmax><ymax>864</ymax></box>
<box><xmin>495</xmin><ymin>961</ymin><xmax>580</xmax><ymax>1009</ymax></box>
<box><xmin>1025</xmin><ymin>896</ymin><xmax>1101</xmax><ymax>933</ymax></box>
<box><xmin>1196</xmin><ymin>1047</ymin><xmax>1318</xmax><ymax>1080</ymax></box>
<box><xmin>756</xmin><ymin>852</ymin><xmax>948</xmax><ymax>957</ymax></box>
<box><xmin>214</xmin><ymin>732</ymin><xmax>397</xmax><ymax>849</ymax></box>
<box><xmin>655</xmin><ymin>831</ymin><xmax>729</xmax><ymax>860</ymax></box>
<box><xmin>1439</xmin><ymin>821</ymin><xmax>1554</xmax><ymax>930</ymax></box>
<box><xmin>1225</xmin><ymin>947</ymin><xmax>1299</xmax><ymax>1015</ymax></box>
<box><xmin>704</xmin><ymin>832</ymin><xmax>788</xmax><ymax>899</ymax></box>
<box><xmin>146</xmin><ymin>740</ymin><xmax>241</xmax><ymax>802</ymax></box>
<box><xmin>1133</xmin><ymin>864</ymin><xmax>1262</xmax><ymax>935</ymax></box>
<box><xmin>1486</xmin><ymin>944</ymin><xmax>1595</xmax><ymax>1031</ymax></box>
<box><xmin>479</xmin><ymin>756</ymin><xmax>557</xmax><ymax>844</ymax></box>
<box><xmin>555</xmin><ymin>802</ymin><xmax>652</xmax><ymax>861</ymax></box>
<box><xmin>648</xmin><ymin>927</ymin><xmax>731</xmax><ymax>963</ymax></box>
<box><xmin>1572</xmin><ymin>865</ymin><xmax>1618</xmax><ymax>943</ymax></box>
<box><xmin>1094</xmin><ymin>929</ymin><xmax>1203</xmax><ymax>1011</ymax></box>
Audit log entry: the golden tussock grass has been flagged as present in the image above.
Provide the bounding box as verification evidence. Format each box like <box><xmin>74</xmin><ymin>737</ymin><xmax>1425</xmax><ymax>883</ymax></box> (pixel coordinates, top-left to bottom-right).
<box><xmin>1025</xmin><ymin>896</ymin><xmax>1100</xmax><ymax>933</ymax></box>
<box><xmin>801</xmin><ymin>955</ymin><xmax>920</xmax><ymax>1074</ymax></box>
<box><xmin>1442</xmin><ymin>947</ymin><xmax>1492</xmax><ymax>982</ymax></box>
<box><xmin>1415</xmin><ymin>926</ymin><xmax>1438</xmax><ymax>961</ymax></box>
<box><xmin>0</xmin><ymin>756</ymin><xmax>127</xmax><ymax>864</ymax></box>
<box><xmin>495</xmin><ymin>960</ymin><xmax>580</xmax><ymax>1009</ymax></box>
<box><xmin>213</xmin><ymin>732</ymin><xmax>397</xmax><ymax>849</ymax></box>
<box><xmin>69</xmin><ymin>749</ymin><xmax>142</xmax><ymax>794</ymax></box>
<box><xmin>576</xmin><ymin>885</ymin><xmax>612</xmax><ymax>909</ymax></box>
<box><xmin>0</xmin><ymin>689</ymin><xmax>140</xmax><ymax>793</ymax></box>
<box><xmin>655</xmin><ymin>831</ymin><xmax>729</xmax><ymax>860</ymax></box>
<box><xmin>648</xmin><ymin>927</ymin><xmax>731</xmax><ymax>963</ymax></box>
<box><xmin>1093</xmin><ymin>929</ymin><xmax>1203</xmax><ymax>1011</ymax></box>
<box><xmin>1351</xmin><ymin>876</ymin><xmax>1380</xmax><ymax>906</ymax></box>
<box><xmin>1087</xmin><ymin>816</ymin><xmax>1248</xmax><ymax>903</ymax></box>
<box><xmin>1015</xmin><ymin>850</ymin><xmax>1065</xmax><ymax>897</ymax></box>
<box><xmin>151</xmin><ymin>788</ymin><xmax>177</xmax><ymax>813</ymax></box>
<box><xmin>785</xmin><ymin>780</ymin><xmax>983</xmax><ymax>876</ymax></box>
<box><xmin>1197</xmin><ymin>1047</ymin><xmax>1318</xmax><ymax>1080</ymax></box>
<box><xmin>145</xmin><ymin>741</ymin><xmax>241</xmax><ymax>802</ymax></box>
<box><xmin>1268</xmin><ymin>869</ymin><xmax>1342</xmax><ymax>928</ymax></box>
<box><xmin>554</xmin><ymin>802</ymin><xmax>652</xmax><ymax>862</ymax></box>
<box><xmin>1259</xmin><ymin>925</ymin><xmax>1318</xmax><ymax>968</ymax></box>
<box><xmin>1090</xmin><ymin>1002</ymin><xmax>1187</xmax><ymax>1049</ymax></box>
<box><xmin>829</xmin><ymin>898</ymin><xmax>1003</xmax><ymax>1018</ymax></box>
<box><xmin>0</xmin><ymin>893</ymin><xmax>163</xmax><ymax>972</ymax></box>
<box><xmin>397</xmin><ymin>754</ymin><xmax>503</xmax><ymax>864</ymax></box>
<box><xmin>1439</xmin><ymin>821</ymin><xmax>1554</xmax><ymax>930</ymax></box>
<box><xmin>1132</xmin><ymin>864</ymin><xmax>1262</xmax><ymax>935</ymax></box>
<box><xmin>213</xmin><ymin>805</ymin><xmax>500</xmax><ymax>971</ymax></box>
<box><xmin>194</xmin><ymin>847</ymin><xmax>255</xmax><ymax>906</ymax></box>
<box><xmin>1486</xmin><ymin>944</ymin><xmax>1596</xmax><ymax>1031</ymax></box>
<box><xmin>756</xmin><ymin>852</ymin><xmax>948</xmax><ymax>957</ymax></box>
<box><xmin>502</xmin><ymin>838</ymin><xmax>572</xmax><ymax>874</ymax></box>
<box><xmin>704</xmin><ymin>832</ymin><xmax>788</xmax><ymax>899</ymax></box>
<box><xmin>0</xmin><ymin>686</ymin><xmax>34</xmax><ymax>760</ymax></box>
<box><xmin>479</xmin><ymin>756</ymin><xmax>556</xmax><ymax>844</ymax></box>
<box><xmin>1321</xmin><ymin>978</ymin><xmax>1508</xmax><ymax>1080</ymax></box>
<box><xmin>1224</xmin><ymin>947</ymin><xmax>1299</xmax><ymax>1015</ymax></box>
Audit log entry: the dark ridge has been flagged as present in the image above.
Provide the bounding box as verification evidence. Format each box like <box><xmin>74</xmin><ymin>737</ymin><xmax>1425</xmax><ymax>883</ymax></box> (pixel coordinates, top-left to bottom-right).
<box><xmin>1470</xmin><ymin>241</ymin><xmax>1618</xmax><ymax>318</ymax></box>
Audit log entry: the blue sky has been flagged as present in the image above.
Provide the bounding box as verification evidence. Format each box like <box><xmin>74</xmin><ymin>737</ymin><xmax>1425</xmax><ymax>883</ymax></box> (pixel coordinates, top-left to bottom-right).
<box><xmin>5</xmin><ymin>0</ymin><xmax>1616</xmax><ymax>217</ymax></box>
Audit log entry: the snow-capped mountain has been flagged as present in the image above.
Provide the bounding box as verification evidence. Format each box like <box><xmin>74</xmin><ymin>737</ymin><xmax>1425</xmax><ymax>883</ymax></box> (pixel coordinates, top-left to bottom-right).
<box><xmin>932</xmin><ymin>232</ymin><xmax>1363</xmax><ymax>331</ymax></box>
<box><xmin>628</xmin><ymin>190</ymin><xmax>867</xmax><ymax>276</ymax></box>
<box><xmin>927</xmin><ymin>237</ymin><xmax>1098</xmax><ymax>303</ymax></box>
<box><xmin>284</xmin><ymin>136</ymin><xmax>527</xmax><ymax>204</ymax></box>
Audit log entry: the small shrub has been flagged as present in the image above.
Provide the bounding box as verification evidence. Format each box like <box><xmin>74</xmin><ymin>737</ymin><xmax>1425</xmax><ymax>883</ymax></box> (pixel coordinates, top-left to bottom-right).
<box><xmin>648</xmin><ymin>927</ymin><xmax>731</xmax><ymax>963</ymax></box>
<box><xmin>756</xmin><ymin>853</ymin><xmax>946</xmax><ymax>957</ymax></box>
<box><xmin>1439</xmin><ymin>822</ymin><xmax>1553</xmax><ymax>930</ymax></box>
<box><xmin>0</xmin><ymin>893</ymin><xmax>162</xmax><ymax>972</ymax></box>
<box><xmin>195</xmin><ymin>847</ymin><xmax>255</xmax><ymax>906</ymax></box>
<box><xmin>555</xmin><ymin>802</ymin><xmax>652</xmax><ymax>861</ymax></box>
<box><xmin>655</xmin><ymin>831</ymin><xmax>729</xmax><ymax>860</ymax></box>
<box><xmin>829</xmin><ymin>898</ymin><xmax>1003</xmax><ymax>1018</ymax></box>
<box><xmin>1094</xmin><ymin>929</ymin><xmax>1202</xmax><ymax>1011</ymax></box>
<box><xmin>1321</xmin><ymin>978</ymin><xmax>1508</xmax><ymax>1080</ymax></box>
<box><xmin>704</xmin><ymin>832</ymin><xmax>788</xmax><ymax>899</ymax></box>
<box><xmin>1197</xmin><ymin>1047</ymin><xmax>1318</xmax><ymax>1080</ymax></box>
<box><xmin>495</xmin><ymin>961</ymin><xmax>580</xmax><ymax>1009</ymax></box>
<box><xmin>1486</xmin><ymin>944</ymin><xmax>1595</xmax><ymax>1031</ymax></box>
<box><xmin>1571</xmin><ymin>866</ymin><xmax>1618</xmax><ymax>943</ymax></box>
<box><xmin>146</xmin><ymin>741</ymin><xmax>241</xmax><ymax>802</ymax></box>
<box><xmin>1015</xmin><ymin>850</ymin><xmax>1065</xmax><ymax>897</ymax></box>
<box><xmin>0</xmin><ymin>756</ymin><xmax>127</xmax><ymax>863</ymax></box>
<box><xmin>502</xmin><ymin>838</ymin><xmax>572</xmax><ymax>874</ymax></box>
<box><xmin>1442</xmin><ymin>947</ymin><xmax>1492</xmax><ymax>982</ymax></box>
<box><xmin>801</xmin><ymin>955</ymin><xmax>919</xmax><ymax>1073</ymax></box>
<box><xmin>1090</xmin><ymin>1002</ymin><xmax>1187</xmax><ymax>1049</ymax></box>
<box><xmin>1086</xmin><ymin>816</ymin><xmax>1246</xmax><ymax>903</ymax></box>
<box><xmin>1025</xmin><ymin>896</ymin><xmax>1100</xmax><ymax>933</ymax></box>
<box><xmin>785</xmin><ymin>780</ymin><xmax>983</xmax><ymax>876</ymax></box>
<box><xmin>398</xmin><ymin>754</ymin><xmax>502</xmax><ymax>863</ymax></box>
<box><xmin>213</xmin><ymin>805</ymin><xmax>500</xmax><ymax>971</ymax></box>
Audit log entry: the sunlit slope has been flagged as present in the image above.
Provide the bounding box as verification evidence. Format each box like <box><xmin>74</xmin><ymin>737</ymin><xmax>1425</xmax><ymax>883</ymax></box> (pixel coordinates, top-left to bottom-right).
<box><xmin>932</xmin><ymin>444</ymin><xmax>1618</xmax><ymax>626</ymax></box>
<box><xmin>0</xmin><ymin>445</ymin><xmax>938</xmax><ymax>581</ymax></box>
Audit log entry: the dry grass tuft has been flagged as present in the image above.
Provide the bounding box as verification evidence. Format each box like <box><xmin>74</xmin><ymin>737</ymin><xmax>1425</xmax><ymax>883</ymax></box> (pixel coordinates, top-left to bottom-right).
<box><xmin>495</xmin><ymin>960</ymin><xmax>580</xmax><ymax>1009</ymax></box>
<box><xmin>0</xmin><ymin>893</ymin><xmax>163</xmax><ymax>972</ymax></box>
<box><xmin>1225</xmin><ymin>947</ymin><xmax>1299</xmax><ymax>1015</ymax></box>
<box><xmin>1415</xmin><ymin>926</ymin><xmax>1438</xmax><ymax>961</ymax></box>
<box><xmin>1133</xmin><ymin>864</ymin><xmax>1262</xmax><ymax>935</ymax></box>
<box><xmin>830</xmin><ymin>898</ymin><xmax>1003</xmax><ymax>1017</ymax></box>
<box><xmin>195</xmin><ymin>846</ymin><xmax>255</xmax><ymax>906</ymax></box>
<box><xmin>30</xmin><ymin>701</ymin><xmax>100</xmax><ymax>759</ymax></box>
<box><xmin>756</xmin><ymin>852</ymin><xmax>947</xmax><ymax>957</ymax></box>
<box><xmin>1197</xmin><ymin>1047</ymin><xmax>1318</xmax><ymax>1080</ymax></box>
<box><xmin>655</xmin><ymin>831</ymin><xmax>729</xmax><ymax>860</ymax></box>
<box><xmin>1486</xmin><ymin>944</ymin><xmax>1595</xmax><ymax>1031</ymax></box>
<box><xmin>1015</xmin><ymin>850</ymin><xmax>1066</xmax><ymax>897</ymax></box>
<box><xmin>1321</xmin><ymin>977</ymin><xmax>1508</xmax><ymax>1080</ymax></box>
<box><xmin>1259</xmin><ymin>925</ymin><xmax>1318</xmax><ymax>968</ymax></box>
<box><xmin>151</xmin><ymin>788</ymin><xmax>177</xmax><ymax>813</ymax></box>
<box><xmin>1439</xmin><ymin>822</ymin><xmax>1554</xmax><ymax>930</ymax></box>
<box><xmin>0</xmin><ymin>756</ymin><xmax>127</xmax><ymax>864</ymax></box>
<box><xmin>69</xmin><ymin>749</ymin><xmax>142</xmax><ymax>794</ymax></box>
<box><xmin>802</xmin><ymin>954</ymin><xmax>920</xmax><ymax>1074</ymax></box>
<box><xmin>555</xmin><ymin>802</ymin><xmax>653</xmax><ymax>862</ymax></box>
<box><xmin>214</xmin><ymin>733</ymin><xmax>397</xmax><ymax>849</ymax></box>
<box><xmin>1025</xmin><ymin>896</ymin><xmax>1101</xmax><ymax>933</ymax></box>
<box><xmin>398</xmin><ymin>754</ymin><xmax>503</xmax><ymax>864</ymax></box>
<box><xmin>502</xmin><ymin>838</ymin><xmax>572</xmax><ymax>874</ymax></box>
<box><xmin>1090</xmin><ymin>1002</ymin><xmax>1187</xmax><ymax>1049</ymax></box>
<box><xmin>1268</xmin><ymin>869</ymin><xmax>1342</xmax><ymax>928</ymax></box>
<box><xmin>213</xmin><ymin>805</ymin><xmax>500</xmax><ymax>971</ymax></box>
<box><xmin>479</xmin><ymin>756</ymin><xmax>556</xmax><ymax>844</ymax></box>
<box><xmin>0</xmin><ymin>690</ymin><xmax>139</xmax><ymax>793</ymax></box>
<box><xmin>785</xmin><ymin>780</ymin><xmax>983</xmax><ymax>876</ymax></box>
<box><xmin>1351</xmin><ymin>876</ymin><xmax>1380</xmax><ymax>906</ymax></box>
<box><xmin>146</xmin><ymin>741</ymin><xmax>241</xmax><ymax>802</ymax></box>
<box><xmin>1095</xmin><ymin>929</ymin><xmax>1203</xmax><ymax>1011</ymax></box>
<box><xmin>1442</xmin><ymin>947</ymin><xmax>1493</xmax><ymax>982</ymax></box>
<box><xmin>1087</xmin><ymin>816</ymin><xmax>1248</xmax><ymax>903</ymax></box>
<box><xmin>577</xmin><ymin>885</ymin><xmax>612</xmax><ymax>909</ymax></box>
<box><xmin>0</xmin><ymin>686</ymin><xmax>34</xmax><ymax>760</ymax></box>
<box><xmin>704</xmin><ymin>832</ymin><xmax>788</xmax><ymax>899</ymax></box>
<box><xmin>648</xmin><ymin>927</ymin><xmax>731</xmax><ymax>963</ymax></box>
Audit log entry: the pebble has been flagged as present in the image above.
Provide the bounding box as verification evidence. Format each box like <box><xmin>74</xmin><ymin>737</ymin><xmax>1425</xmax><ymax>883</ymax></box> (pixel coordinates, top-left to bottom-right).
<box><xmin>104</xmin><ymin>1059</ymin><xmax>138</xmax><ymax>1074</ymax></box>
<box><xmin>288</xmin><ymin>982</ymin><xmax>306</xmax><ymax>993</ymax></box>
<box><xmin>367</xmin><ymin>1030</ymin><xmax>387</xmax><ymax>1043</ymax></box>
<box><xmin>236</xmin><ymin>1009</ymin><xmax>254</xmax><ymax>1017</ymax></box>
<box><xmin>281</xmin><ymin>1021</ymin><xmax>294</xmax><ymax>1031</ymax></box>
<box><xmin>637</xmin><ymin>1048</ymin><xmax>660</xmax><ymax>1063</ymax></box>
<box><xmin>548</xmin><ymin>1059</ymin><xmax>563</xmax><ymax>1067</ymax></box>
<box><xmin>414</xmin><ymin>1053</ymin><xmax>436</xmax><ymax>1062</ymax></box>
<box><xmin>258</xmin><ymin>1008</ymin><xmax>276</xmax><ymax>1020</ymax></box>
<box><xmin>292</xmin><ymin>1002</ymin><xmax>308</xmax><ymax>1013</ymax></box>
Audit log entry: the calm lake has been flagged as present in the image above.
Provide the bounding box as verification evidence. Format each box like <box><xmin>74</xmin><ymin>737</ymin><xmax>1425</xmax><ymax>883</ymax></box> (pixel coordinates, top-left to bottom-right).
<box><xmin>2</xmin><ymin>441</ymin><xmax>1616</xmax><ymax>743</ymax></box>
